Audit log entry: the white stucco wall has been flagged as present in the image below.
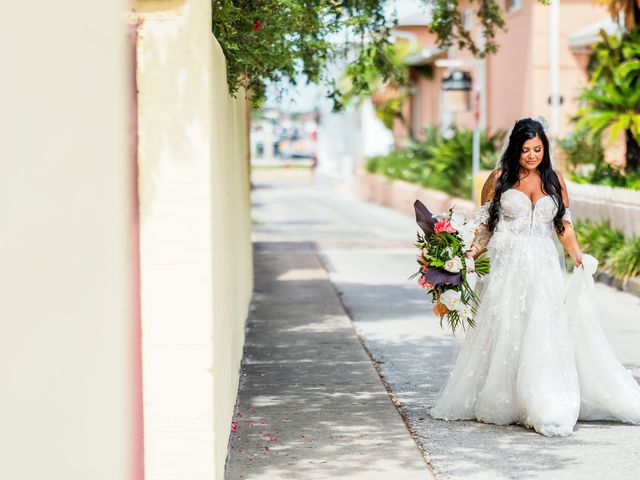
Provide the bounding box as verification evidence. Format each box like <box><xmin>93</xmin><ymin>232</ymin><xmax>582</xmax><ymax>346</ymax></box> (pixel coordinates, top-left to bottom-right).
<box><xmin>0</xmin><ymin>3</ymin><xmax>137</xmax><ymax>480</ymax></box>
<box><xmin>135</xmin><ymin>0</ymin><xmax>252</xmax><ymax>478</ymax></box>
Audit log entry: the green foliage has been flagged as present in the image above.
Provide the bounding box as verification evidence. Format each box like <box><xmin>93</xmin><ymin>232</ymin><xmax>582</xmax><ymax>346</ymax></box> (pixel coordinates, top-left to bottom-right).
<box><xmin>365</xmin><ymin>147</ymin><xmax>428</xmax><ymax>183</ymax></box>
<box><xmin>374</xmin><ymin>95</ymin><xmax>407</xmax><ymax>129</ymax></box>
<box><xmin>212</xmin><ymin>0</ymin><xmax>392</xmax><ymax>108</ymax></box>
<box><xmin>574</xmin><ymin>219</ymin><xmax>625</xmax><ymax>262</ymax></box>
<box><xmin>558</xmin><ymin>127</ymin><xmax>606</xmax><ymax>173</ymax></box>
<box><xmin>365</xmin><ymin>126</ymin><xmax>504</xmax><ymax>198</ymax></box>
<box><xmin>573</xmin><ymin>28</ymin><xmax>640</xmax><ymax>173</ymax></box>
<box><xmin>424</xmin><ymin>127</ymin><xmax>504</xmax><ymax>197</ymax></box>
<box><xmin>557</xmin><ymin>127</ymin><xmax>638</xmax><ymax>188</ymax></box>
<box><xmin>609</xmin><ymin>236</ymin><xmax>640</xmax><ymax>281</ymax></box>
<box><xmin>212</xmin><ymin>0</ymin><xmax>554</xmax><ymax>108</ymax></box>
<box><xmin>569</xmin><ymin>164</ymin><xmax>640</xmax><ymax>189</ymax></box>
<box><xmin>331</xmin><ymin>39</ymin><xmax>411</xmax><ymax>112</ymax></box>
<box><xmin>428</xmin><ymin>0</ymin><xmax>549</xmax><ymax>58</ymax></box>
<box><xmin>333</xmin><ymin>39</ymin><xmax>412</xmax><ymax>129</ymax></box>
<box><xmin>572</xmin><ymin>219</ymin><xmax>640</xmax><ymax>281</ymax></box>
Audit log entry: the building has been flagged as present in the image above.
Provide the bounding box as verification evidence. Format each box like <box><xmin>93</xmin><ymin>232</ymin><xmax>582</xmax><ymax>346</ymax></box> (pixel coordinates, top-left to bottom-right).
<box><xmin>391</xmin><ymin>0</ymin><xmax>614</xmax><ymax>144</ymax></box>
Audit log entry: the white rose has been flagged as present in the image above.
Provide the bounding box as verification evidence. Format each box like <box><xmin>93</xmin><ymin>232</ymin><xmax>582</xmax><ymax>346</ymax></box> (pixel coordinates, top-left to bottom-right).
<box><xmin>440</xmin><ymin>289</ymin><xmax>462</xmax><ymax>311</ymax></box>
<box><xmin>444</xmin><ymin>255</ymin><xmax>462</xmax><ymax>273</ymax></box>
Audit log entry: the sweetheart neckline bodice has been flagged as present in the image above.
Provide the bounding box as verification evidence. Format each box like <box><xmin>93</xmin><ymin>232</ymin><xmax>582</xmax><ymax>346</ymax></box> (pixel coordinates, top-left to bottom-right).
<box><xmin>505</xmin><ymin>188</ymin><xmax>551</xmax><ymax>210</ymax></box>
<box><xmin>496</xmin><ymin>189</ymin><xmax>557</xmax><ymax>236</ymax></box>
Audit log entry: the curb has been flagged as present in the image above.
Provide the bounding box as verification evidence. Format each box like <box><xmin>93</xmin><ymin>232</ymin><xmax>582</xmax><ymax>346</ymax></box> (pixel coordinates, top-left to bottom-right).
<box><xmin>594</xmin><ymin>271</ymin><xmax>640</xmax><ymax>299</ymax></box>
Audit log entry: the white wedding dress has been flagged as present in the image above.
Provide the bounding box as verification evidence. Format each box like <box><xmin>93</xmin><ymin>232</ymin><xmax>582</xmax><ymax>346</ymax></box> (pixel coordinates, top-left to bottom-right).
<box><xmin>430</xmin><ymin>188</ymin><xmax>640</xmax><ymax>436</ymax></box>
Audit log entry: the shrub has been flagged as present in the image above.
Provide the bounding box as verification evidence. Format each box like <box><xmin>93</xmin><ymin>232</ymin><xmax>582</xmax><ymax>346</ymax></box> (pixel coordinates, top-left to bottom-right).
<box><xmin>559</xmin><ymin>128</ymin><xmax>640</xmax><ymax>190</ymax></box>
<box><xmin>364</xmin><ymin>126</ymin><xmax>504</xmax><ymax>199</ymax></box>
<box><xmin>422</xmin><ymin>127</ymin><xmax>502</xmax><ymax>198</ymax></box>
<box><xmin>365</xmin><ymin>149</ymin><xmax>427</xmax><ymax>184</ymax></box>
<box><xmin>573</xmin><ymin>219</ymin><xmax>639</xmax><ymax>282</ymax></box>
<box><xmin>609</xmin><ymin>236</ymin><xmax>640</xmax><ymax>281</ymax></box>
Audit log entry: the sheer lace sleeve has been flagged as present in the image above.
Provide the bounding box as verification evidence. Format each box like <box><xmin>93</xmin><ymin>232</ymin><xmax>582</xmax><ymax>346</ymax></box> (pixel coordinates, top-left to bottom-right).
<box><xmin>475</xmin><ymin>202</ymin><xmax>491</xmax><ymax>226</ymax></box>
<box><xmin>467</xmin><ymin>170</ymin><xmax>500</xmax><ymax>258</ymax></box>
<box><xmin>562</xmin><ymin>208</ymin><xmax>573</xmax><ymax>226</ymax></box>
<box><xmin>467</xmin><ymin>200</ymin><xmax>493</xmax><ymax>257</ymax></box>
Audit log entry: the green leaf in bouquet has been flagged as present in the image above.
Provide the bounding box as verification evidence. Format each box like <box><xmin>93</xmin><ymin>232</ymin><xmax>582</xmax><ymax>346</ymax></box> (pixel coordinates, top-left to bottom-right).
<box><xmin>474</xmin><ymin>254</ymin><xmax>491</xmax><ymax>275</ymax></box>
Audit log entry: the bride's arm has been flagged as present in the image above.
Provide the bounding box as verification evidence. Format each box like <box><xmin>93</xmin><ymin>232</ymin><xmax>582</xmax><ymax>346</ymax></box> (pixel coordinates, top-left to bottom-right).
<box><xmin>556</xmin><ymin>172</ymin><xmax>584</xmax><ymax>266</ymax></box>
<box><xmin>465</xmin><ymin>169</ymin><xmax>500</xmax><ymax>260</ymax></box>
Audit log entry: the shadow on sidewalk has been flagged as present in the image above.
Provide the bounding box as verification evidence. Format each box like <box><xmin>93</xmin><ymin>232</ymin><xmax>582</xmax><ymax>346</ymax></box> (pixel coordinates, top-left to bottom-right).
<box><xmin>224</xmin><ymin>240</ymin><xmax>433</xmax><ymax>480</ymax></box>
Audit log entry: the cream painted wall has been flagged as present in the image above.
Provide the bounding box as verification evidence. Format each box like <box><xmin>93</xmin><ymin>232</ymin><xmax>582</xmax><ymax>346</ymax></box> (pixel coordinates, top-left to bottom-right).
<box><xmin>0</xmin><ymin>3</ymin><xmax>137</xmax><ymax>480</ymax></box>
<box><xmin>210</xmin><ymin>38</ymin><xmax>253</xmax><ymax>476</ymax></box>
<box><xmin>134</xmin><ymin>0</ymin><xmax>252</xmax><ymax>478</ymax></box>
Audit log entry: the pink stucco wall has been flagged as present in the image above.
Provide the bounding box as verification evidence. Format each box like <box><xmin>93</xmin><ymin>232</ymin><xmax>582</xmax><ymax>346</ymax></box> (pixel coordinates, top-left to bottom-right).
<box><xmin>395</xmin><ymin>0</ymin><xmax>610</xmax><ymax>139</ymax></box>
<box><xmin>526</xmin><ymin>0</ymin><xmax>608</xmax><ymax>136</ymax></box>
<box><xmin>486</xmin><ymin>0</ymin><xmax>536</xmax><ymax>133</ymax></box>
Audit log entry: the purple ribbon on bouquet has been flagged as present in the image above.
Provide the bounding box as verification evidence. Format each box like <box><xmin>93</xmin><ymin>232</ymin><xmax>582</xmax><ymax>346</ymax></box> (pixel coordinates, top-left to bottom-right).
<box><xmin>414</xmin><ymin>199</ymin><xmax>462</xmax><ymax>286</ymax></box>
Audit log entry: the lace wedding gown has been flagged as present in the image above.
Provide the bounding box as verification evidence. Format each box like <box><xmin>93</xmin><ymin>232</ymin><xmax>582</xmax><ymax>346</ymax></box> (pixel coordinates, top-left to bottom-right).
<box><xmin>430</xmin><ymin>188</ymin><xmax>640</xmax><ymax>436</ymax></box>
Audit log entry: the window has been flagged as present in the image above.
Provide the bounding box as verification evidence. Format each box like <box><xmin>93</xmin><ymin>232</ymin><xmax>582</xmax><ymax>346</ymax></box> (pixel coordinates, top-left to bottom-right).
<box><xmin>507</xmin><ymin>0</ymin><xmax>522</xmax><ymax>12</ymax></box>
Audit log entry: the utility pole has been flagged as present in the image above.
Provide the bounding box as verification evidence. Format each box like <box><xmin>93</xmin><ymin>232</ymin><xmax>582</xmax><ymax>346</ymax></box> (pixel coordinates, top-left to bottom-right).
<box><xmin>472</xmin><ymin>31</ymin><xmax>486</xmax><ymax>202</ymax></box>
<box><xmin>550</xmin><ymin>0</ymin><xmax>560</xmax><ymax>164</ymax></box>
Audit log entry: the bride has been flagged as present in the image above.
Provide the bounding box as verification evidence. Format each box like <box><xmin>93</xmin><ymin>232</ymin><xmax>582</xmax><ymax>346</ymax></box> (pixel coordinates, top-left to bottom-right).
<box><xmin>430</xmin><ymin>117</ymin><xmax>640</xmax><ymax>436</ymax></box>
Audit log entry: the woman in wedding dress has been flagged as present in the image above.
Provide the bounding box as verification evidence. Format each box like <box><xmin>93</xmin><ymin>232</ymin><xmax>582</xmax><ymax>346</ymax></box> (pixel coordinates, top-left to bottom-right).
<box><xmin>430</xmin><ymin>117</ymin><xmax>640</xmax><ymax>436</ymax></box>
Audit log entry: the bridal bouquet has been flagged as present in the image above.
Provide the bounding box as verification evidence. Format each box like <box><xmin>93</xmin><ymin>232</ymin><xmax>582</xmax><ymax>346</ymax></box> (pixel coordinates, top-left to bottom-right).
<box><xmin>412</xmin><ymin>200</ymin><xmax>490</xmax><ymax>333</ymax></box>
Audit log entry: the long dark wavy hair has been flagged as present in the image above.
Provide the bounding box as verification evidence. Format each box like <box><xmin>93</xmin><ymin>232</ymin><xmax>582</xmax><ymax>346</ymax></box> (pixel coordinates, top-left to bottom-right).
<box><xmin>487</xmin><ymin>118</ymin><xmax>566</xmax><ymax>234</ymax></box>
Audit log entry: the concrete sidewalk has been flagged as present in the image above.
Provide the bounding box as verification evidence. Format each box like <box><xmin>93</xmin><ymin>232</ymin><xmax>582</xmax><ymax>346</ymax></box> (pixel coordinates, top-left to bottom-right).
<box><xmin>224</xmin><ymin>238</ymin><xmax>433</xmax><ymax>478</ymax></box>
<box><xmin>230</xmin><ymin>170</ymin><xmax>640</xmax><ymax>480</ymax></box>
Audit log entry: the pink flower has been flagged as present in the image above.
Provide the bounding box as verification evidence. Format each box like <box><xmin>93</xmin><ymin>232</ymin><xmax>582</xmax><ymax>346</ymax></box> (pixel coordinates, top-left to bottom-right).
<box><xmin>418</xmin><ymin>277</ymin><xmax>433</xmax><ymax>290</ymax></box>
<box><xmin>434</xmin><ymin>219</ymin><xmax>456</xmax><ymax>234</ymax></box>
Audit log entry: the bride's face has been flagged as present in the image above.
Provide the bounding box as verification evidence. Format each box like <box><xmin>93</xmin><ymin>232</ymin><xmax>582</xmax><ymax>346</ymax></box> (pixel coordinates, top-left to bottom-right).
<box><xmin>519</xmin><ymin>136</ymin><xmax>544</xmax><ymax>171</ymax></box>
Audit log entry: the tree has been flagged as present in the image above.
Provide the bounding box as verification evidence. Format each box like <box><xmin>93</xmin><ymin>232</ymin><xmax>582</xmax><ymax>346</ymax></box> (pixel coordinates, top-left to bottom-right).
<box><xmin>331</xmin><ymin>39</ymin><xmax>414</xmax><ymax>134</ymax></box>
<box><xmin>574</xmin><ymin>29</ymin><xmax>640</xmax><ymax>173</ymax></box>
<box><xmin>212</xmin><ymin>0</ymin><xmax>552</xmax><ymax>108</ymax></box>
<box><xmin>212</xmin><ymin>0</ymin><xmax>393</xmax><ymax>108</ymax></box>
<box><xmin>600</xmin><ymin>0</ymin><xmax>640</xmax><ymax>29</ymax></box>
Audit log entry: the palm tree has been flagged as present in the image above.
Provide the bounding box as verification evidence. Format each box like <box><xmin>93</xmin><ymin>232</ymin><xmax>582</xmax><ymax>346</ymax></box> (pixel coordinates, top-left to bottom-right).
<box><xmin>574</xmin><ymin>29</ymin><xmax>640</xmax><ymax>173</ymax></box>
<box><xmin>600</xmin><ymin>0</ymin><xmax>640</xmax><ymax>29</ymax></box>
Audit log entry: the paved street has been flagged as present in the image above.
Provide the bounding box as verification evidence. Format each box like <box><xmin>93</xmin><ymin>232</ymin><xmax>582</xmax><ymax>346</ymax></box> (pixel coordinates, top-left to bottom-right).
<box><xmin>228</xmin><ymin>170</ymin><xmax>640</xmax><ymax>479</ymax></box>
<box><xmin>225</xmin><ymin>169</ymin><xmax>432</xmax><ymax>479</ymax></box>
